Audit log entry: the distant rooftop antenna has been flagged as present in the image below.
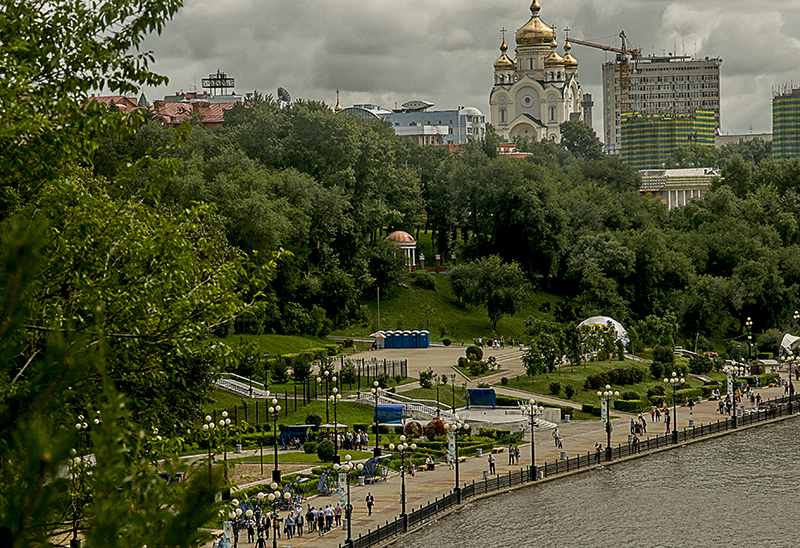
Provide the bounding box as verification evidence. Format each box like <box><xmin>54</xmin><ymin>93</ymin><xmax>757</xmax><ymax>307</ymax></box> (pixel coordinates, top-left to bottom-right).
<box><xmin>277</xmin><ymin>87</ymin><xmax>291</xmax><ymax>106</ymax></box>
<box><xmin>202</xmin><ymin>70</ymin><xmax>234</xmax><ymax>96</ymax></box>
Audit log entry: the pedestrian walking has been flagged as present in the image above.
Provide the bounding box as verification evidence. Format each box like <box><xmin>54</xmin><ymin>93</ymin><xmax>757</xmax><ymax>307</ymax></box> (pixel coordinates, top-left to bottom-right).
<box><xmin>688</xmin><ymin>399</ymin><xmax>694</xmax><ymax>414</ymax></box>
<box><xmin>488</xmin><ymin>453</ymin><xmax>496</xmax><ymax>474</ymax></box>
<box><xmin>515</xmin><ymin>445</ymin><xmax>520</xmax><ymax>464</ymax></box>
<box><xmin>508</xmin><ymin>444</ymin><xmax>514</xmax><ymax>465</ymax></box>
<box><xmin>552</xmin><ymin>427</ymin><xmax>562</xmax><ymax>448</ymax></box>
<box><xmin>365</xmin><ymin>492</ymin><xmax>375</xmax><ymax>516</ymax></box>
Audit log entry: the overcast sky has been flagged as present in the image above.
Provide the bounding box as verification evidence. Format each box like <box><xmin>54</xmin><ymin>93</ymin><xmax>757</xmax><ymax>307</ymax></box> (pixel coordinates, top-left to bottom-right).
<box><xmin>140</xmin><ymin>0</ymin><xmax>800</xmax><ymax>138</ymax></box>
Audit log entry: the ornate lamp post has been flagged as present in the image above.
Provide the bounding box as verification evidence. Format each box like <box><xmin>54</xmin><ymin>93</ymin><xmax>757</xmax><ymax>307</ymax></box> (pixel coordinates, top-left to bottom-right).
<box><xmin>521</xmin><ymin>399</ymin><xmax>543</xmax><ymax>475</ymax></box>
<box><xmin>435</xmin><ymin>375</ymin><xmax>441</xmax><ymax>417</ymax></box>
<box><xmin>253</xmin><ymin>483</ymin><xmax>287</xmax><ymax>548</ymax></box>
<box><xmin>370</xmin><ymin>381</ymin><xmax>383</xmax><ymax>457</ymax></box>
<box><xmin>69</xmin><ymin>415</ymin><xmax>89</xmax><ymax>548</ymax></box>
<box><xmin>450</xmin><ymin>374</ymin><xmax>457</xmax><ymax>412</ymax></box>
<box><xmin>745</xmin><ymin>316</ymin><xmax>754</xmax><ymax>364</ymax></box>
<box><xmin>664</xmin><ymin>372</ymin><xmax>685</xmax><ymax>440</ymax></box>
<box><xmin>329</xmin><ymin>388</ymin><xmax>342</xmax><ymax>463</ymax></box>
<box><xmin>334</xmin><ymin>454</ymin><xmax>364</xmax><ymax>548</ymax></box>
<box><xmin>388</xmin><ymin>435</ymin><xmax>416</xmax><ymax>531</ymax></box>
<box><xmin>269</xmin><ymin>397</ymin><xmax>282</xmax><ymax>483</ymax></box>
<box><xmin>597</xmin><ymin>384</ymin><xmax>619</xmax><ymax>460</ymax></box>
<box><xmin>446</xmin><ymin>419</ymin><xmax>470</xmax><ymax>503</ymax></box>
<box><xmin>202</xmin><ymin>414</ymin><xmax>217</xmax><ymax>487</ymax></box>
<box><xmin>317</xmin><ymin>365</ymin><xmax>335</xmax><ymax>425</ymax></box>
<box><xmin>723</xmin><ymin>364</ymin><xmax>745</xmax><ymax>426</ymax></box>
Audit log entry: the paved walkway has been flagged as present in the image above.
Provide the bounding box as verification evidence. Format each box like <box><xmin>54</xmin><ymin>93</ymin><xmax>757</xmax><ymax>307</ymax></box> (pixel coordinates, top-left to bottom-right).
<box><xmin>207</xmin><ymin>346</ymin><xmax>793</xmax><ymax>547</ymax></box>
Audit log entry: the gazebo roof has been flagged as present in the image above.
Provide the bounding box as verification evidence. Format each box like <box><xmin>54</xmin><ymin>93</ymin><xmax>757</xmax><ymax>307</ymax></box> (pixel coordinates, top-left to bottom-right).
<box><xmin>386</xmin><ymin>230</ymin><xmax>415</xmax><ymax>243</ymax></box>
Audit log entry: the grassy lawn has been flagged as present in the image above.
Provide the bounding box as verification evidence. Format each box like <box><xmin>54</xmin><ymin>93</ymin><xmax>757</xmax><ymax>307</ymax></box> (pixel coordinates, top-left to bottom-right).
<box><xmin>331</xmin><ymin>275</ymin><xmax>565</xmax><ymax>344</ymax></box>
<box><xmin>397</xmin><ymin>385</ymin><xmax>468</xmax><ymax>410</ymax></box>
<box><xmin>502</xmin><ymin>359</ymin><xmax>703</xmax><ymax>408</ymax></box>
<box><xmin>214</xmin><ymin>334</ymin><xmax>333</xmax><ymax>356</ymax></box>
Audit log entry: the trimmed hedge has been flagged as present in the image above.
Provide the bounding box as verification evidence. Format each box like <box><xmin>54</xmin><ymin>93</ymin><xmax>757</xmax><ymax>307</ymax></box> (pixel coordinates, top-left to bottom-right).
<box><xmin>582</xmin><ymin>403</ymin><xmax>602</xmax><ymax>417</ymax></box>
<box><xmin>615</xmin><ymin>399</ymin><xmax>648</xmax><ymax>413</ymax></box>
<box><xmin>648</xmin><ymin>387</ymin><xmax>702</xmax><ymax>406</ymax></box>
<box><xmin>583</xmin><ymin>366</ymin><xmax>647</xmax><ymax>390</ymax></box>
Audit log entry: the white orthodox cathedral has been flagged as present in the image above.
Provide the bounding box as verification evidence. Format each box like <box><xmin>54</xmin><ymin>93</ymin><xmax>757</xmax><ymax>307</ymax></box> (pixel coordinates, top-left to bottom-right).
<box><xmin>489</xmin><ymin>0</ymin><xmax>583</xmax><ymax>142</ymax></box>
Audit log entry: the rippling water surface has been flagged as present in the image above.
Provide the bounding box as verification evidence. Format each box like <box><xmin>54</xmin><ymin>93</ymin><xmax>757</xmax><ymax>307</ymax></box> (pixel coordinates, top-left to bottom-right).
<box><xmin>395</xmin><ymin>419</ymin><xmax>800</xmax><ymax>548</ymax></box>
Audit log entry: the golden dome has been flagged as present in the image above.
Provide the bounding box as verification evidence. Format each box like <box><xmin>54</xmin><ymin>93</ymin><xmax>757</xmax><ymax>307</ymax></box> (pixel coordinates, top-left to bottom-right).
<box><xmin>544</xmin><ymin>41</ymin><xmax>564</xmax><ymax>67</ymax></box>
<box><xmin>515</xmin><ymin>0</ymin><xmax>555</xmax><ymax>48</ymax></box>
<box><xmin>563</xmin><ymin>41</ymin><xmax>578</xmax><ymax>68</ymax></box>
<box><xmin>494</xmin><ymin>36</ymin><xmax>516</xmax><ymax>70</ymax></box>
<box><xmin>334</xmin><ymin>89</ymin><xmax>342</xmax><ymax>112</ymax></box>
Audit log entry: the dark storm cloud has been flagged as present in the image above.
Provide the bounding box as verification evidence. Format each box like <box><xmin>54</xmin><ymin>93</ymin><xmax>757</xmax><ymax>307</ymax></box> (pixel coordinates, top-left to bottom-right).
<box><xmin>140</xmin><ymin>0</ymin><xmax>800</xmax><ymax>135</ymax></box>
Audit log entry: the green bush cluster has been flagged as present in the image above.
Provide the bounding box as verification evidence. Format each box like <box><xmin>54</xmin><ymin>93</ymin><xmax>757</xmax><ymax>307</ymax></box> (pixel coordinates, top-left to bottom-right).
<box><xmin>495</xmin><ymin>395</ymin><xmax>518</xmax><ymax>406</ymax></box>
<box><xmin>410</xmin><ymin>269</ymin><xmax>436</xmax><ymax>290</ymax></box>
<box><xmin>581</xmin><ymin>403</ymin><xmax>602</xmax><ymax>416</ymax></box>
<box><xmin>442</xmin><ymin>338</ymin><xmax>452</xmax><ymax>346</ymax></box>
<box><xmin>615</xmin><ymin>399</ymin><xmax>648</xmax><ymax>413</ymax></box>
<box><xmin>584</xmin><ymin>366</ymin><xmax>647</xmax><ymax>390</ymax></box>
<box><xmin>549</xmin><ymin>382</ymin><xmax>562</xmax><ymax>395</ymax></box>
<box><xmin>648</xmin><ymin>387</ymin><xmax>702</xmax><ymax>405</ymax></box>
<box><xmin>316</xmin><ymin>439</ymin><xmax>336</xmax><ymax>462</ymax></box>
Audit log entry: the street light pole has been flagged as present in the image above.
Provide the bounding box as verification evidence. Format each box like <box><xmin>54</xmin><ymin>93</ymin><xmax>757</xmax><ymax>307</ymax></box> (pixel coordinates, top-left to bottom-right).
<box><xmin>724</xmin><ymin>364</ymin><xmax>744</xmax><ymax>426</ymax></box>
<box><xmin>447</xmin><ymin>419</ymin><xmax>469</xmax><ymax>504</ymax></box>
<box><xmin>389</xmin><ymin>435</ymin><xmax>416</xmax><ymax>531</ymax></box>
<box><xmin>370</xmin><ymin>381</ymin><xmax>383</xmax><ymax>457</ymax></box>
<box><xmin>334</xmin><ymin>454</ymin><xmax>364</xmax><ymax>548</ymax></box>
<box><xmin>746</xmin><ymin>316</ymin><xmax>754</xmax><ymax>366</ymax></box>
<box><xmin>269</xmin><ymin>397</ymin><xmax>282</xmax><ymax>484</ymax></box>
<box><xmin>450</xmin><ymin>374</ymin><xmax>456</xmax><ymax>412</ymax></box>
<box><xmin>435</xmin><ymin>376</ymin><xmax>440</xmax><ymax>417</ymax></box>
<box><xmin>522</xmin><ymin>399</ymin><xmax>543</xmax><ymax>477</ymax></box>
<box><xmin>664</xmin><ymin>372</ymin><xmax>685</xmax><ymax>441</ymax></box>
<box><xmin>330</xmin><ymin>388</ymin><xmax>342</xmax><ymax>463</ymax></box>
<box><xmin>597</xmin><ymin>384</ymin><xmax>619</xmax><ymax>460</ymax></box>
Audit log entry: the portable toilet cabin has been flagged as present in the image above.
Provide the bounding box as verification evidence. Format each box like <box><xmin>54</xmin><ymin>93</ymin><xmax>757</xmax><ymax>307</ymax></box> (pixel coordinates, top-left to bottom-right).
<box><xmin>410</xmin><ymin>330</ymin><xmax>419</xmax><ymax>348</ymax></box>
<box><xmin>419</xmin><ymin>330</ymin><xmax>430</xmax><ymax>348</ymax></box>
<box><xmin>401</xmin><ymin>330</ymin><xmax>412</xmax><ymax>348</ymax></box>
<box><xmin>391</xmin><ymin>331</ymin><xmax>403</xmax><ymax>349</ymax></box>
<box><xmin>383</xmin><ymin>331</ymin><xmax>394</xmax><ymax>349</ymax></box>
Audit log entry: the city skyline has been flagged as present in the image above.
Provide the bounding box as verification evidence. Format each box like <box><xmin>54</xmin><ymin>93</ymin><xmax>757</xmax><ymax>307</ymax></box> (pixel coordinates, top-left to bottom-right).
<box><xmin>140</xmin><ymin>0</ymin><xmax>800</xmax><ymax>138</ymax></box>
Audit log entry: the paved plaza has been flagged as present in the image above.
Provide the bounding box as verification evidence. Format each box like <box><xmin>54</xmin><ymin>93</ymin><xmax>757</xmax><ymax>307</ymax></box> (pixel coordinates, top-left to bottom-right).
<box><xmin>206</xmin><ymin>346</ymin><xmax>792</xmax><ymax>548</ymax></box>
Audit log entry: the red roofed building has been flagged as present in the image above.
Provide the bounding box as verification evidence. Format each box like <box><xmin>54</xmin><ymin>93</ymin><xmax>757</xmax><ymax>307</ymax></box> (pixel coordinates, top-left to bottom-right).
<box><xmin>85</xmin><ymin>94</ymin><xmax>143</xmax><ymax>113</ymax></box>
<box><xmin>150</xmin><ymin>92</ymin><xmax>242</xmax><ymax>130</ymax></box>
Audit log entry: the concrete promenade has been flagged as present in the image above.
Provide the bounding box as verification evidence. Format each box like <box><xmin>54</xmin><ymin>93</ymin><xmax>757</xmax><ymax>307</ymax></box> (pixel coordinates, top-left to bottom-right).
<box><xmin>209</xmin><ymin>346</ymin><xmax>792</xmax><ymax>548</ymax></box>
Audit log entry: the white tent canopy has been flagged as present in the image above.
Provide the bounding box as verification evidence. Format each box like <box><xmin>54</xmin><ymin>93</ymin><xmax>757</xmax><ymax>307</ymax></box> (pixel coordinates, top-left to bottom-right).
<box><xmin>780</xmin><ymin>333</ymin><xmax>800</xmax><ymax>355</ymax></box>
<box><xmin>578</xmin><ymin>316</ymin><xmax>628</xmax><ymax>342</ymax></box>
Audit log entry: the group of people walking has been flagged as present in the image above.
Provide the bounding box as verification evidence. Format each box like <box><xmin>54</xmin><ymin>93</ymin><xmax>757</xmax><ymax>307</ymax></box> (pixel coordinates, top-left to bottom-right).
<box><xmin>305</xmin><ymin>503</ymin><xmax>343</xmax><ymax>536</ymax></box>
<box><xmin>327</xmin><ymin>429</ymin><xmax>370</xmax><ymax>451</ymax></box>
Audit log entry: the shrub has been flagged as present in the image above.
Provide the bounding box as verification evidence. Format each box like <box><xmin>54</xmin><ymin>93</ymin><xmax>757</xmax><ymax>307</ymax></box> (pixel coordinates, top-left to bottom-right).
<box><xmin>419</xmin><ymin>368</ymin><xmax>434</xmax><ymax>389</ymax></box>
<box><xmin>652</xmin><ymin>345</ymin><xmax>674</xmax><ymax>364</ymax></box>
<box><xmin>501</xmin><ymin>377</ymin><xmax>509</xmax><ymax>386</ymax></box>
<box><xmin>376</xmin><ymin>372</ymin><xmax>391</xmax><ymax>388</ymax></box>
<box><xmin>584</xmin><ymin>366</ymin><xmax>647</xmax><ymax>390</ymax></box>
<box><xmin>615</xmin><ymin>399</ymin><xmax>648</xmax><ymax>413</ymax></box>
<box><xmin>304</xmin><ymin>442</ymin><xmax>318</xmax><ymax>454</ymax></box>
<box><xmin>477</xmin><ymin>382</ymin><xmax>490</xmax><ymax>388</ymax></box>
<box><xmin>340</xmin><ymin>361</ymin><xmax>357</xmax><ymax>384</ymax></box>
<box><xmin>305</xmin><ymin>412</ymin><xmax>323</xmax><ymax>429</ymax></box>
<box><xmin>393</xmin><ymin>374</ymin><xmax>404</xmax><ymax>384</ymax></box>
<box><xmin>466</xmin><ymin>345</ymin><xmax>483</xmax><ymax>361</ymax></box>
<box><xmin>646</xmin><ymin>385</ymin><xmax>666</xmax><ymax>400</ymax></box>
<box><xmin>582</xmin><ymin>403</ymin><xmax>602</xmax><ymax>416</ymax></box>
<box><xmin>650</xmin><ymin>361</ymin><xmax>665</xmax><ymax>380</ymax></box>
<box><xmin>621</xmin><ymin>390</ymin><xmax>639</xmax><ymax>401</ymax></box>
<box><xmin>442</xmin><ymin>338</ymin><xmax>452</xmax><ymax>347</ymax></box>
<box><xmin>689</xmin><ymin>354</ymin><xmax>714</xmax><ymax>375</ymax></box>
<box><xmin>424</xmin><ymin>419</ymin><xmax>447</xmax><ymax>440</ymax></box>
<box><xmin>410</xmin><ymin>269</ymin><xmax>436</xmax><ymax>289</ymax></box>
<box><xmin>468</xmin><ymin>360</ymin><xmax>489</xmax><ymax>377</ymax></box>
<box><xmin>316</xmin><ymin>440</ymin><xmax>336</xmax><ymax>462</ymax></box>
<box><xmin>495</xmin><ymin>395</ymin><xmax>518</xmax><ymax>406</ymax></box>
<box><xmin>404</xmin><ymin>421</ymin><xmax>423</xmax><ymax>437</ymax></box>
<box><xmin>564</xmin><ymin>385</ymin><xmax>575</xmax><ymax>399</ymax></box>
<box><xmin>457</xmin><ymin>356</ymin><xmax>468</xmax><ymax>368</ymax></box>
<box><xmin>394</xmin><ymin>425</ymin><xmax>405</xmax><ymax>435</ymax></box>
<box><xmin>548</xmin><ymin>382</ymin><xmax>562</xmax><ymax>395</ymax></box>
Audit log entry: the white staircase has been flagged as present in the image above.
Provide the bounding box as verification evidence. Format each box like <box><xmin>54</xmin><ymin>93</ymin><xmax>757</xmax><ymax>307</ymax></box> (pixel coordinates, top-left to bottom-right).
<box><xmin>215</xmin><ymin>373</ymin><xmax>272</xmax><ymax>399</ymax></box>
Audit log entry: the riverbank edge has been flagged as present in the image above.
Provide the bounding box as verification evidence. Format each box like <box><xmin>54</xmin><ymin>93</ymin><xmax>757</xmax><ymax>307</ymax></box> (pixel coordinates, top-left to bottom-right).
<box><xmin>381</xmin><ymin>412</ymin><xmax>800</xmax><ymax>547</ymax></box>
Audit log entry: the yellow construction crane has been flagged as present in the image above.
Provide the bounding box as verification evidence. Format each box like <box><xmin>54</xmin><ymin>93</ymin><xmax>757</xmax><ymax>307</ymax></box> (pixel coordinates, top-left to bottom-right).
<box><xmin>566</xmin><ymin>31</ymin><xmax>641</xmax><ymax>112</ymax></box>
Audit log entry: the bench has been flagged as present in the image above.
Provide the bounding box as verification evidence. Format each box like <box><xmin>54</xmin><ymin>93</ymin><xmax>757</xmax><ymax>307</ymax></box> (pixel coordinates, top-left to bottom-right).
<box><xmin>492</xmin><ymin>447</ymin><xmax>505</xmax><ymax>454</ymax></box>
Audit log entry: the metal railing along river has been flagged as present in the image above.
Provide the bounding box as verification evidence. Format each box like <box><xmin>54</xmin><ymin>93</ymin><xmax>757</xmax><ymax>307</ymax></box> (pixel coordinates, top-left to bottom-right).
<box><xmin>341</xmin><ymin>393</ymin><xmax>798</xmax><ymax>548</ymax></box>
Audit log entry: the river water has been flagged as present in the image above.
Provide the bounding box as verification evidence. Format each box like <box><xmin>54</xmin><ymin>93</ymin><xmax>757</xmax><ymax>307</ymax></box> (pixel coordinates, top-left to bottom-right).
<box><xmin>395</xmin><ymin>418</ymin><xmax>800</xmax><ymax>548</ymax></box>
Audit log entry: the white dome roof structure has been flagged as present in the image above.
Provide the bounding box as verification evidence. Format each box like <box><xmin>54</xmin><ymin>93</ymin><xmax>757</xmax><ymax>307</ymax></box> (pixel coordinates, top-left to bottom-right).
<box><xmin>780</xmin><ymin>333</ymin><xmax>800</xmax><ymax>355</ymax></box>
<box><xmin>578</xmin><ymin>316</ymin><xmax>628</xmax><ymax>342</ymax></box>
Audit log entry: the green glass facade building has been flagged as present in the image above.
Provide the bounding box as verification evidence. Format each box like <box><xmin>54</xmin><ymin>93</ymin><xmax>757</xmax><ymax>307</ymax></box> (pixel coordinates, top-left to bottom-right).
<box><xmin>620</xmin><ymin>110</ymin><xmax>715</xmax><ymax>170</ymax></box>
<box><xmin>773</xmin><ymin>89</ymin><xmax>800</xmax><ymax>160</ymax></box>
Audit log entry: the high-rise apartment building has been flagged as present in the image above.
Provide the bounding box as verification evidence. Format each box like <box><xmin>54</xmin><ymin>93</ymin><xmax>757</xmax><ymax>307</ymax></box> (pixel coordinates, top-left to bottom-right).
<box><xmin>621</xmin><ymin>110</ymin><xmax>715</xmax><ymax>170</ymax></box>
<box><xmin>773</xmin><ymin>88</ymin><xmax>800</xmax><ymax>160</ymax></box>
<box><xmin>602</xmin><ymin>55</ymin><xmax>721</xmax><ymax>154</ymax></box>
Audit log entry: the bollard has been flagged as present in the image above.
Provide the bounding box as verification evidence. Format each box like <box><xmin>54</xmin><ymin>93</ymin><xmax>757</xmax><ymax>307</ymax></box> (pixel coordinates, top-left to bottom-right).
<box><xmin>688</xmin><ymin>419</ymin><xmax>694</xmax><ymax>427</ymax></box>
<box><xmin>564</xmin><ymin>415</ymin><xmax>571</xmax><ymax>423</ymax></box>
<box><xmin>358</xmin><ymin>476</ymin><xmax>365</xmax><ymax>486</ymax></box>
<box><xmin>560</xmin><ymin>450</ymin><xmax>566</xmax><ymax>460</ymax></box>
<box><xmin>235</xmin><ymin>443</ymin><xmax>243</xmax><ymax>453</ymax></box>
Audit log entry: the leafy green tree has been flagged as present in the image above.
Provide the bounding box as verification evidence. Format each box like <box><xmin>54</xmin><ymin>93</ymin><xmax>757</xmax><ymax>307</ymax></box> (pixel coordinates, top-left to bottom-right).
<box><xmin>449</xmin><ymin>256</ymin><xmax>528</xmax><ymax>329</ymax></box>
<box><xmin>559</xmin><ymin>120</ymin><xmax>604</xmax><ymax>161</ymax></box>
